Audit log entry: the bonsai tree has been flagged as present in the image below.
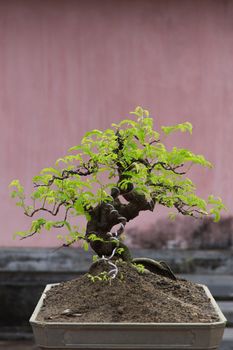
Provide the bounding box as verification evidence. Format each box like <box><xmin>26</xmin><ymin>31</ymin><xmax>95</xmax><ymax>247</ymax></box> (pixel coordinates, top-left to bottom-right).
<box><xmin>10</xmin><ymin>106</ymin><xmax>225</xmax><ymax>279</ymax></box>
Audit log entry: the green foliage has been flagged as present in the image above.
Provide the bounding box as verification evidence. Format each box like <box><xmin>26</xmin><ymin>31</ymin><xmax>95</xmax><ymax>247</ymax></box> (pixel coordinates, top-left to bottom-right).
<box><xmin>116</xmin><ymin>247</ymin><xmax>125</xmax><ymax>255</ymax></box>
<box><xmin>92</xmin><ymin>255</ymin><xmax>99</xmax><ymax>262</ymax></box>
<box><xmin>10</xmin><ymin>106</ymin><xmax>225</xmax><ymax>246</ymax></box>
<box><xmin>133</xmin><ymin>263</ymin><xmax>145</xmax><ymax>274</ymax></box>
<box><xmin>9</xmin><ymin>180</ymin><xmax>26</xmax><ymax>209</ymax></box>
<box><xmin>161</xmin><ymin>122</ymin><xmax>193</xmax><ymax>135</ymax></box>
<box><xmin>87</xmin><ymin>272</ymin><xmax>110</xmax><ymax>282</ymax></box>
<box><xmin>208</xmin><ymin>195</ymin><xmax>226</xmax><ymax>222</ymax></box>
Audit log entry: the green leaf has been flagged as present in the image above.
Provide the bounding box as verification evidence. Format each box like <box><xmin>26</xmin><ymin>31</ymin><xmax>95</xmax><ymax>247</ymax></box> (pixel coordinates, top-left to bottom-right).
<box><xmin>88</xmin><ymin>233</ymin><xmax>104</xmax><ymax>242</ymax></box>
<box><xmin>40</xmin><ymin>167</ymin><xmax>61</xmax><ymax>175</ymax></box>
<box><xmin>68</xmin><ymin>145</ymin><xmax>82</xmax><ymax>152</ymax></box>
<box><xmin>10</xmin><ymin>190</ymin><xmax>17</xmax><ymax>198</ymax></box>
<box><xmin>83</xmin><ymin>241</ymin><xmax>89</xmax><ymax>251</ymax></box>
<box><xmin>44</xmin><ymin>221</ymin><xmax>54</xmax><ymax>231</ymax></box>
<box><xmin>142</xmin><ymin>117</ymin><xmax>153</xmax><ymax>128</ymax></box>
<box><xmin>208</xmin><ymin>196</ymin><xmax>226</xmax><ymax>222</ymax></box>
<box><xmin>9</xmin><ymin>179</ymin><xmax>24</xmax><ymax>193</ymax></box>
<box><xmin>9</xmin><ymin>179</ymin><xmax>20</xmax><ymax>187</ymax></box>
<box><xmin>117</xmin><ymin>120</ymin><xmax>138</xmax><ymax>128</ymax></box>
<box><xmin>30</xmin><ymin>218</ymin><xmax>46</xmax><ymax>233</ymax></box>
<box><xmin>129</xmin><ymin>106</ymin><xmax>144</xmax><ymax>117</ymax></box>
<box><xmin>117</xmin><ymin>247</ymin><xmax>125</xmax><ymax>255</ymax></box>
<box><xmin>84</xmin><ymin>129</ymin><xmax>103</xmax><ymax>138</ymax></box>
<box><xmin>14</xmin><ymin>231</ymin><xmax>27</xmax><ymax>238</ymax></box>
<box><xmin>161</xmin><ymin>122</ymin><xmax>193</xmax><ymax>135</ymax></box>
<box><xmin>92</xmin><ymin>255</ymin><xmax>99</xmax><ymax>262</ymax></box>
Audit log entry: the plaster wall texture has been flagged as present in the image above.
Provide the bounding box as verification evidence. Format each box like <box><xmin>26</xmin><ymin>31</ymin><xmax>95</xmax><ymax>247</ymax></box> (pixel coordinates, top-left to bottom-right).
<box><xmin>1</xmin><ymin>0</ymin><xmax>233</xmax><ymax>246</ymax></box>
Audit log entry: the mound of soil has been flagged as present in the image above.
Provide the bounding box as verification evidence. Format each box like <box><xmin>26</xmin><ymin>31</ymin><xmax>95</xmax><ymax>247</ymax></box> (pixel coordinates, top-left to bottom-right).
<box><xmin>38</xmin><ymin>261</ymin><xmax>219</xmax><ymax>323</ymax></box>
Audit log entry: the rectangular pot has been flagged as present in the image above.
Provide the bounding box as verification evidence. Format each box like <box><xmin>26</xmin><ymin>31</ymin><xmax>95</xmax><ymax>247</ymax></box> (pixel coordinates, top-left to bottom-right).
<box><xmin>30</xmin><ymin>283</ymin><xmax>226</xmax><ymax>350</ymax></box>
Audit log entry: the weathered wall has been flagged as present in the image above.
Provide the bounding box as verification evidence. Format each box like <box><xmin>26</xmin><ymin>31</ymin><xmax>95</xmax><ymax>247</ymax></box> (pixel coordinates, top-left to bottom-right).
<box><xmin>1</xmin><ymin>0</ymin><xmax>233</xmax><ymax>246</ymax></box>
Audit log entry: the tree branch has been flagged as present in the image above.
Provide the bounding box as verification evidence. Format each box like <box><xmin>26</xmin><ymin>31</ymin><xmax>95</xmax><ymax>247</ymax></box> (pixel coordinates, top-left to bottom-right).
<box><xmin>21</xmin><ymin>206</ymin><xmax>72</xmax><ymax>240</ymax></box>
<box><xmin>34</xmin><ymin>160</ymin><xmax>98</xmax><ymax>188</ymax></box>
<box><xmin>174</xmin><ymin>200</ymin><xmax>207</xmax><ymax>218</ymax></box>
<box><xmin>24</xmin><ymin>200</ymin><xmax>67</xmax><ymax>217</ymax></box>
<box><xmin>150</xmin><ymin>162</ymin><xmax>186</xmax><ymax>175</ymax></box>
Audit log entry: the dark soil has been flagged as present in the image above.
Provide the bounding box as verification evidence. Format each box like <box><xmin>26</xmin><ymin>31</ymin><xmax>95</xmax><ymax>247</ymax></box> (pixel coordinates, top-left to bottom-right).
<box><xmin>38</xmin><ymin>261</ymin><xmax>219</xmax><ymax>323</ymax></box>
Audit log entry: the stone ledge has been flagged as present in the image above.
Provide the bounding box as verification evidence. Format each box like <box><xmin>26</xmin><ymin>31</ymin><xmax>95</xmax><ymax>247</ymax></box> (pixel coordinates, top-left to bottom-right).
<box><xmin>0</xmin><ymin>247</ymin><xmax>232</xmax><ymax>274</ymax></box>
<box><xmin>220</xmin><ymin>329</ymin><xmax>233</xmax><ymax>350</ymax></box>
<box><xmin>179</xmin><ymin>274</ymin><xmax>233</xmax><ymax>300</ymax></box>
<box><xmin>218</xmin><ymin>302</ymin><xmax>233</xmax><ymax>325</ymax></box>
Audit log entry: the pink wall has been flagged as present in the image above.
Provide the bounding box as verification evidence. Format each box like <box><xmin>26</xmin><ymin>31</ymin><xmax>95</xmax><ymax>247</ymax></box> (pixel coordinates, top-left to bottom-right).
<box><xmin>1</xmin><ymin>0</ymin><xmax>233</xmax><ymax>247</ymax></box>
